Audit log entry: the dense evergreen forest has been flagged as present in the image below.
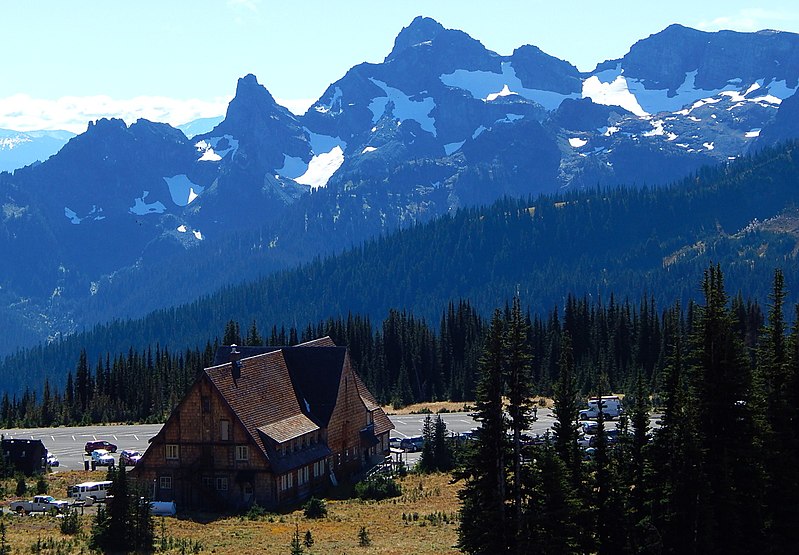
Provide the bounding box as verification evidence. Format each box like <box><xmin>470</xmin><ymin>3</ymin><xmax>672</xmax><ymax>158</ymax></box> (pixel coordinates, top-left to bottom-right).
<box><xmin>2</xmin><ymin>141</ymin><xmax>799</xmax><ymax>398</ymax></box>
<box><xmin>458</xmin><ymin>267</ymin><xmax>799</xmax><ymax>554</ymax></box>
<box><xmin>0</xmin><ymin>267</ymin><xmax>765</xmax><ymax>429</ymax></box>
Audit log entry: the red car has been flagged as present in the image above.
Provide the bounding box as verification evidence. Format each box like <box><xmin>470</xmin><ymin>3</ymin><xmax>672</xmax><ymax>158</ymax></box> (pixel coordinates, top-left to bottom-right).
<box><xmin>84</xmin><ymin>440</ymin><xmax>117</xmax><ymax>454</ymax></box>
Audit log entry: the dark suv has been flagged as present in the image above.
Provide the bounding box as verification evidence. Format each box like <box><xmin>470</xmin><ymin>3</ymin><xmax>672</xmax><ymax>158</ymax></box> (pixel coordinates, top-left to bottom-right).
<box><xmin>119</xmin><ymin>450</ymin><xmax>142</xmax><ymax>466</ymax></box>
<box><xmin>84</xmin><ymin>440</ymin><xmax>117</xmax><ymax>454</ymax></box>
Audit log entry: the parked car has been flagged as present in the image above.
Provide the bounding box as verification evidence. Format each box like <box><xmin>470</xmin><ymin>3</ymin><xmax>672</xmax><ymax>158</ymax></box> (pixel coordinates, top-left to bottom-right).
<box><xmin>46</xmin><ymin>452</ymin><xmax>59</xmax><ymax>467</ymax></box>
<box><xmin>588</xmin><ymin>429</ymin><xmax>622</xmax><ymax>447</ymax></box>
<box><xmin>85</xmin><ymin>440</ymin><xmax>117</xmax><ymax>454</ymax></box>
<box><xmin>120</xmin><ymin>449</ymin><xmax>142</xmax><ymax>466</ymax></box>
<box><xmin>400</xmin><ymin>436</ymin><xmax>424</xmax><ymax>452</ymax></box>
<box><xmin>9</xmin><ymin>495</ymin><xmax>70</xmax><ymax>514</ymax></box>
<box><xmin>582</xmin><ymin>421</ymin><xmax>599</xmax><ymax>435</ymax></box>
<box><xmin>91</xmin><ymin>449</ymin><xmax>115</xmax><ymax>466</ymax></box>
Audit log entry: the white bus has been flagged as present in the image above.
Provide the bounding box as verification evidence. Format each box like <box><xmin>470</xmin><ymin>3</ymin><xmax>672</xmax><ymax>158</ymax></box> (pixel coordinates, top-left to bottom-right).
<box><xmin>68</xmin><ymin>480</ymin><xmax>113</xmax><ymax>505</ymax></box>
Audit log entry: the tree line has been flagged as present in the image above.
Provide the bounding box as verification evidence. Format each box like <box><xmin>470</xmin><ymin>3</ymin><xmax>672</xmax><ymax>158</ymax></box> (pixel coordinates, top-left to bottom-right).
<box><xmin>0</xmin><ymin>279</ymin><xmax>768</xmax><ymax>428</ymax></box>
<box><xmin>458</xmin><ymin>266</ymin><xmax>799</xmax><ymax>554</ymax></box>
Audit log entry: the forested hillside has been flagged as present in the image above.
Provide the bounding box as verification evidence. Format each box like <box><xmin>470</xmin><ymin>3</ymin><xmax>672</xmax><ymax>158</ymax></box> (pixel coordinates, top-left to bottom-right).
<box><xmin>458</xmin><ymin>267</ymin><xmax>799</xmax><ymax>553</ymax></box>
<box><xmin>2</xmin><ymin>142</ymin><xmax>799</xmax><ymax>397</ymax></box>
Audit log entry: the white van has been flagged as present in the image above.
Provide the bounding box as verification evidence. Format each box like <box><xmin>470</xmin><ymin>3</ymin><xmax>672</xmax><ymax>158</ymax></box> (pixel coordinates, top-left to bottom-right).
<box><xmin>580</xmin><ymin>396</ymin><xmax>622</xmax><ymax>420</ymax></box>
<box><xmin>68</xmin><ymin>480</ymin><xmax>113</xmax><ymax>505</ymax></box>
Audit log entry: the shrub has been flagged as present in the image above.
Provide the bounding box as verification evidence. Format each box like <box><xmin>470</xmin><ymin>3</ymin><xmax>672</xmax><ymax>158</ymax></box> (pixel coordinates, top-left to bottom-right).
<box><xmin>60</xmin><ymin>508</ymin><xmax>81</xmax><ymax>535</ymax></box>
<box><xmin>246</xmin><ymin>502</ymin><xmax>268</xmax><ymax>520</ymax></box>
<box><xmin>303</xmin><ymin>496</ymin><xmax>327</xmax><ymax>519</ymax></box>
<box><xmin>35</xmin><ymin>474</ymin><xmax>48</xmax><ymax>494</ymax></box>
<box><xmin>14</xmin><ymin>476</ymin><xmax>26</xmax><ymax>497</ymax></box>
<box><xmin>358</xmin><ymin>526</ymin><xmax>371</xmax><ymax>547</ymax></box>
<box><xmin>354</xmin><ymin>474</ymin><xmax>402</xmax><ymax>501</ymax></box>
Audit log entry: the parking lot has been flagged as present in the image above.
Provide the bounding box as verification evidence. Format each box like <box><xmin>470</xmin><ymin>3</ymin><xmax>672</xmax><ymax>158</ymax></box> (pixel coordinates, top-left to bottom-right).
<box><xmin>1</xmin><ymin>409</ymin><xmax>658</xmax><ymax>471</ymax></box>
<box><xmin>1</xmin><ymin>423</ymin><xmax>161</xmax><ymax>471</ymax></box>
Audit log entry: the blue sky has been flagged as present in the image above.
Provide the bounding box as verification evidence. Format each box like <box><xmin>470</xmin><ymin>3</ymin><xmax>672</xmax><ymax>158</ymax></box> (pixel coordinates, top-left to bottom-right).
<box><xmin>4</xmin><ymin>1</ymin><xmax>799</xmax><ymax>132</ymax></box>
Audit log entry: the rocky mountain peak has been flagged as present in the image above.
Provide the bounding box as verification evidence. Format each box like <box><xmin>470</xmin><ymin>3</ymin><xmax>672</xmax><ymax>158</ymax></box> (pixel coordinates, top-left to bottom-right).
<box><xmin>386</xmin><ymin>16</ymin><xmax>446</xmax><ymax>61</ymax></box>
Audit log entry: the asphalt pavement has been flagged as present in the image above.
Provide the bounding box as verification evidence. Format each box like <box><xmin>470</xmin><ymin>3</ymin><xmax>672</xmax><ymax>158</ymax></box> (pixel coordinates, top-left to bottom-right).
<box><xmin>1</xmin><ymin>423</ymin><xmax>161</xmax><ymax>471</ymax></box>
<box><xmin>1</xmin><ymin>409</ymin><xmax>660</xmax><ymax>472</ymax></box>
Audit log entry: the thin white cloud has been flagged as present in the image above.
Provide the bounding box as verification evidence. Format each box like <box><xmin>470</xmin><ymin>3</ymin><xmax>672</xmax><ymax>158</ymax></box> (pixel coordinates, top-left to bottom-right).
<box><xmin>696</xmin><ymin>9</ymin><xmax>799</xmax><ymax>32</ymax></box>
<box><xmin>0</xmin><ymin>95</ymin><xmax>231</xmax><ymax>133</ymax></box>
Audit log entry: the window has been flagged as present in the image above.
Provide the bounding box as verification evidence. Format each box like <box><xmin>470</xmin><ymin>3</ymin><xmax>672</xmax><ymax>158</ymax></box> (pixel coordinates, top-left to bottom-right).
<box><xmin>165</xmin><ymin>444</ymin><xmax>179</xmax><ymax>460</ymax></box>
<box><xmin>280</xmin><ymin>473</ymin><xmax>294</xmax><ymax>491</ymax></box>
<box><xmin>202</xmin><ymin>477</ymin><xmax>213</xmax><ymax>489</ymax></box>
<box><xmin>159</xmin><ymin>476</ymin><xmax>172</xmax><ymax>490</ymax></box>
<box><xmin>235</xmin><ymin>445</ymin><xmax>249</xmax><ymax>462</ymax></box>
<box><xmin>297</xmin><ymin>466</ymin><xmax>308</xmax><ymax>486</ymax></box>
<box><xmin>201</xmin><ymin>396</ymin><xmax>210</xmax><ymax>413</ymax></box>
<box><xmin>216</xmin><ymin>477</ymin><xmax>228</xmax><ymax>491</ymax></box>
<box><xmin>219</xmin><ymin>420</ymin><xmax>230</xmax><ymax>441</ymax></box>
<box><xmin>243</xmin><ymin>483</ymin><xmax>253</xmax><ymax>495</ymax></box>
<box><xmin>313</xmin><ymin>460</ymin><xmax>325</xmax><ymax>478</ymax></box>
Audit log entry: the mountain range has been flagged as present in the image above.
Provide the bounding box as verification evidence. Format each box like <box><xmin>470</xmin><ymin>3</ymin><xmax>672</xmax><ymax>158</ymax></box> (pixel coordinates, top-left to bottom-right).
<box><xmin>2</xmin><ymin>17</ymin><xmax>799</xmax><ymax>352</ymax></box>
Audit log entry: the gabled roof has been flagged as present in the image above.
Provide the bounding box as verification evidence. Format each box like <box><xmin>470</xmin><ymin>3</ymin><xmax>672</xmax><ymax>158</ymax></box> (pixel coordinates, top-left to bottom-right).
<box><xmin>205</xmin><ymin>350</ymin><xmax>319</xmax><ymax>460</ymax></box>
<box><xmin>208</xmin><ymin>336</ymin><xmax>392</xmax><ymax>458</ymax></box>
<box><xmin>214</xmin><ymin>338</ymin><xmax>347</xmax><ymax>427</ymax></box>
<box><xmin>281</xmin><ymin>346</ymin><xmax>346</xmax><ymax>427</ymax></box>
<box><xmin>352</xmin><ymin>370</ymin><xmax>394</xmax><ymax>435</ymax></box>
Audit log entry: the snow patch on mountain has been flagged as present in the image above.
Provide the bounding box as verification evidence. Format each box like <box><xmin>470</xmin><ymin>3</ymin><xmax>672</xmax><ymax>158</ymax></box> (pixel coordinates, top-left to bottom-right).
<box><xmin>64</xmin><ymin>205</ymin><xmax>104</xmax><ymax>224</ymax></box>
<box><xmin>441</xmin><ymin>62</ymin><xmax>580</xmax><ymax>111</ymax></box>
<box><xmin>276</xmin><ymin>155</ymin><xmax>308</xmax><ymax>179</ymax></box>
<box><xmin>444</xmin><ymin>140</ymin><xmax>465</xmax><ymax>155</ymax></box>
<box><xmin>585</xmin><ymin>68</ymin><xmax>798</xmax><ymax>117</ymax></box>
<box><xmin>195</xmin><ymin>140</ymin><xmax>222</xmax><ymax>161</ymax></box>
<box><xmin>294</xmin><ymin>145</ymin><xmax>344</xmax><ymax>190</ymax></box>
<box><xmin>568</xmin><ymin>137</ymin><xmax>587</xmax><ymax>148</ymax></box>
<box><xmin>306</xmin><ymin>130</ymin><xmax>347</xmax><ymax>155</ymax></box>
<box><xmin>368</xmin><ymin>79</ymin><xmax>437</xmax><ymax>136</ymax></box>
<box><xmin>314</xmin><ymin>87</ymin><xmax>343</xmax><ymax>115</ymax></box>
<box><xmin>64</xmin><ymin>207</ymin><xmax>81</xmax><ymax>224</ymax></box>
<box><xmin>582</xmin><ymin>66</ymin><xmax>646</xmax><ymax>116</ymax></box>
<box><xmin>164</xmin><ymin>175</ymin><xmax>203</xmax><ymax>206</ymax></box>
<box><xmin>0</xmin><ymin>136</ymin><xmax>30</xmax><ymax>150</ymax></box>
<box><xmin>199</xmin><ymin>135</ymin><xmax>239</xmax><ymax>160</ymax></box>
<box><xmin>362</xmin><ymin>146</ymin><xmax>377</xmax><ymax>154</ymax></box>
<box><xmin>130</xmin><ymin>191</ymin><xmax>166</xmax><ymax>215</ymax></box>
<box><xmin>486</xmin><ymin>84</ymin><xmax>514</xmax><ymax>102</ymax></box>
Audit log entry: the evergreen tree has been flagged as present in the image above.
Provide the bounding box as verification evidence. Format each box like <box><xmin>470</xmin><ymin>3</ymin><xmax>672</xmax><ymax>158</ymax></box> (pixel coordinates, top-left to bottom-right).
<box><xmin>458</xmin><ymin>309</ymin><xmax>510</xmax><ymax>554</ymax></box>
<box><xmin>504</xmin><ymin>296</ymin><xmax>534</xmax><ymax>552</ymax></box>
<box><xmin>521</xmin><ymin>442</ymin><xmax>581</xmax><ymax>555</ymax></box>
<box><xmin>222</xmin><ymin>319</ymin><xmax>241</xmax><ymax>345</ymax></box>
<box><xmin>756</xmin><ymin>269</ymin><xmax>798</xmax><ymax>552</ymax></box>
<box><xmin>246</xmin><ymin>319</ymin><xmax>263</xmax><ymax>346</ymax></box>
<box><xmin>90</xmin><ymin>465</ymin><xmax>154</xmax><ymax>553</ymax></box>
<box><xmin>432</xmin><ymin>414</ymin><xmax>453</xmax><ymax>472</ymax></box>
<box><xmin>418</xmin><ymin>414</ymin><xmax>436</xmax><ymax>472</ymax></box>
<box><xmin>692</xmin><ymin>265</ymin><xmax>764</xmax><ymax>552</ymax></box>
<box><xmin>552</xmin><ymin>332</ymin><xmax>581</xmax><ymax>484</ymax></box>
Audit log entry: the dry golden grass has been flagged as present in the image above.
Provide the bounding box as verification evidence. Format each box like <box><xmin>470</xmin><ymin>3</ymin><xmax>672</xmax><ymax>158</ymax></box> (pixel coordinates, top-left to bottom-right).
<box><xmin>1</xmin><ymin>471</ymin><xmax>463</xmax><ymax>554</ymax></box>
<box><xmin>381</xmin><ymin>400</ymin><xmax>475</xmax><ymax>415</ymax></box>
<box><xmin>383</xmin><ymin>397</ymin><xmax>555</xmax><ymax>415</ymax></box>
